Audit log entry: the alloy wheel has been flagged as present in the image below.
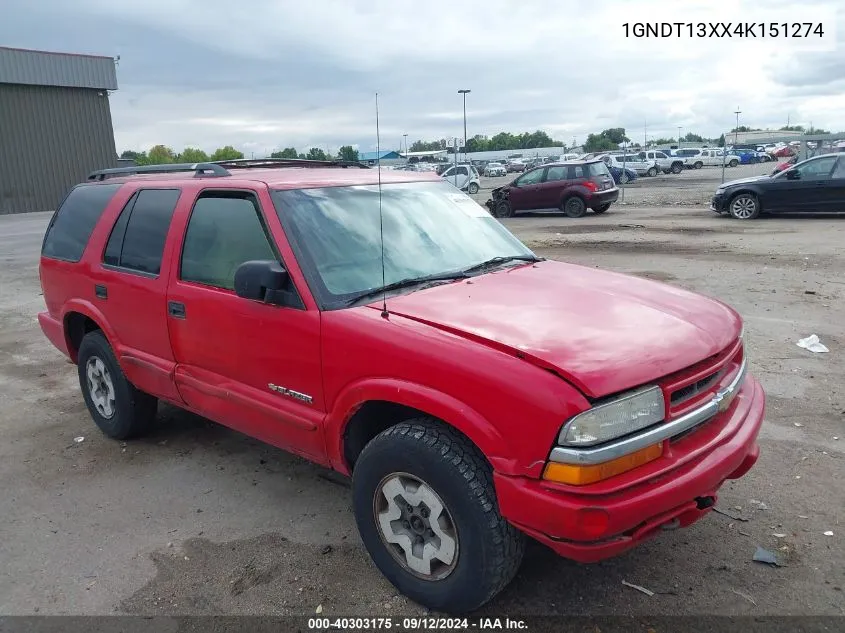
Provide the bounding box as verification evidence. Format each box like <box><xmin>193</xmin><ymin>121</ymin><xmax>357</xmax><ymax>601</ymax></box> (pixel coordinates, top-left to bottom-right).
<box><xmin>86</xmin><ymin>356</ymin><xmax>116</xmax><ymax>418</ymax></box>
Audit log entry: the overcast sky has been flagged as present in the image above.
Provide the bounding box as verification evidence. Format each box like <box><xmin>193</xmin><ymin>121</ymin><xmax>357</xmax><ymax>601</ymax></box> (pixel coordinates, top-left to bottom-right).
<box><xmin>2</xmin><ymin>0</ymin><xmax>842</xmax><ymax>155</ymax></box>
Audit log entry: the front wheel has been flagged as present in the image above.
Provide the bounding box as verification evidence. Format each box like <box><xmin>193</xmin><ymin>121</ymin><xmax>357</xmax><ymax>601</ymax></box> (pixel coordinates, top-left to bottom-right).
<box><xmin>352</xmin><ymin>419</ymin><xmax>525</xmax><ymax>613</ymax></box>
<box><xmin>492</xmin><ymin>200</ymin><xmax>513</xmax><ymax>218</ymax></box>
<box><xmin>729</xmin><ymin>159</ymin><xmax>739</xmax><ymax>167</ymax></box>
<box><xmin>671</xmin><ymin>163</ymin><xmax>683</xmax><ymax>174</ymax></box>
<box><xmin>694</xmin><ymin>161</ymin><xmax>703</xmax><ymax>169</ymax></box>
<box><xmin>467</xmin><ymin>182</ymin><xmax>479</xmax><ymax>195</ymax></box>
<box><xmin>594</xmin><ymin>203</ymin><xmax>611</xmax><ymax>214</ymax></box>
<box><xmin>646</xmin><ymin>166</ymin><xmax>658</xmax><ymax>177</ymax></box>
<box><xmin>729</xmin><ymin>193</ymin><xmax>760</xmax><ymax>220</ymax></box>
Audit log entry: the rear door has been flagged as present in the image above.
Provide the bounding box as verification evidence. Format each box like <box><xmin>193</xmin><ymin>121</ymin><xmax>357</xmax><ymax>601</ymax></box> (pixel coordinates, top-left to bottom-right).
<box><xmin>507</xmin><ymin>167</ymin><xmax>547</xmax><ymax>211</ymax></box>
<box><xmin>166</xmin><ymin>186</ymin><xmax>326</xmax><ymax>462</ymax></box>
<box><xmin>93</xmin><ymin>186</ymin><xmax>184</xmax><ymax>402</ymax></box>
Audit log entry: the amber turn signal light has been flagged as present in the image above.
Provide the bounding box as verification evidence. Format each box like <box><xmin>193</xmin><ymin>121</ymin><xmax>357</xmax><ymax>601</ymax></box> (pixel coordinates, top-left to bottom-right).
<box><xmin>543</xmin><ymin>443</ymin><xmax>663</xmax><ymax>486</ymax></box>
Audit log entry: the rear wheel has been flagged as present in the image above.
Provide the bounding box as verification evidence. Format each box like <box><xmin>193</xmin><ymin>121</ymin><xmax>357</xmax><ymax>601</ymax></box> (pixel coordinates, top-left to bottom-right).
<box><xmin>467</xmin><ymin>182</ymin><xmax>479</xmax><ymax>195</ymax></box>
<box><xmin>619</xmin><ymin>172</ymin><xmax>631</xmax><ymax>184</ymax></box>
<box><xmin>352</xmin><ymin>419</ymin><xmax>525</xmax><ymax>613</ymax></box>
<box><xmin>493</xmin><ymin>200</ymin><xmax>513</xmax><ymax>218</ymax></box>
<box><xmin>594</xmin><ymin>203</ymin><xmax>611</xmax><ymax>214</ymax></box>
<box><xmin>77</xmin><ymin>331</ymin><xmax>158</xmax><ymax>440</ymax></box>
<box><xmin>563</xmin><ymin>196</ymin><xmax>587</xmax><ymax>218</ymax></box>
<box><xmin>646</xmin><ymin>166</ymin><xmax>658</xmax><ymax>177</ymax></box>
<box><xmin>729</xmin><ymin>193</ymin><xmax>760</xmax><ymax>220</ymax></box>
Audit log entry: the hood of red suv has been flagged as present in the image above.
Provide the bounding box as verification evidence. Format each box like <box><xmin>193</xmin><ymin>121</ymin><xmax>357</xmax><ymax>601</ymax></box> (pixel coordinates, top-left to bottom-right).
<box><xmin>379</xmin><ymin>260</ymin><xmax>741</xmax><ymax>398</ymax></box>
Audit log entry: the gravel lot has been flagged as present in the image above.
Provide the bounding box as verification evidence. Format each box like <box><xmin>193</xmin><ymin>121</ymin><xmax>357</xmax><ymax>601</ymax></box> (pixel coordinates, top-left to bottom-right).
<box><xmin>471</xmin><ymin>162</ymin><xmax>777</xmax><ymax>207</ymax></box>
<box><xmin>1</xmin><ymin>201</ymin><xmax>842</xmax><ymax>618</ymax></box>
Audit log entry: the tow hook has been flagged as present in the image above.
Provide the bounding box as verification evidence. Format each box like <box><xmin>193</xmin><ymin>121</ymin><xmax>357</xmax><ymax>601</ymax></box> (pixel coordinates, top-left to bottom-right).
<box><xmin>695</xmin><ymin>495</ymin><xmax>716</xmax><ymax>510</ymax></box>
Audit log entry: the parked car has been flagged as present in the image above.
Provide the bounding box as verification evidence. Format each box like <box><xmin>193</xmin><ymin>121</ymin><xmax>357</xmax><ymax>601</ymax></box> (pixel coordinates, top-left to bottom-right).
<box><xmin>598</xmin><ymin>153</ymin><xmax>657</xmax><ymax>177</ymax></box>
<box><xmin>710</xmin><ymin>153</ymin><xmax>845</xmax><ymax>219</ymax></box>
<box><xmin>441</xmin><ymin>164</ymin><xmax>481</xmax><ymax>194</ymax></box>
<box><xmin>683</xmin><ymin>149</ymin><xmax>740</xmax><ymax>169</ymax></box>
<box><xmin>484</xmin><ymin>162</ymin><xmax>507</xmax><ymax>177</ymax></box>
<box><xmin>637</xmin><ymin>150</ymin><xmax>685</xmax><ymax>174</ymax></box>
<box><xmin>773</xmin><ymin>146</ymin><xmax>795</xmax><ymax>158</ymax></box>
<box><xmin>771</xmin><ymin>155</ymin><xmax>798</xmax><ymax>175</ymax></box>
<box><xmin>486</xmin><ymin>160</ymin><xmax>619</xmax><ymax>218</ymax></box>
<box><xmin>505</xmin><ymin>160</ymin><xmax>527</xmax><ymax>173</ymax></box>
<box><xmin>39</xmin><ymin>159</ymin><xmax>764</xmax><ymax>613</ymax></box>
<box><xmin>608</xmin><ymin>165</ymin><xmax>638</xmax><ymax>185</ymax></box>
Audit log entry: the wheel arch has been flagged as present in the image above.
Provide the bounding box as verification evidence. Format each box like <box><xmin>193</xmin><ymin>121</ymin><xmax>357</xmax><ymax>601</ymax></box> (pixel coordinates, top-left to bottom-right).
<box><xmin>327</xmin><ymin>379</ymin><xmax>509</xmax><ymax>477</ymax></box>
<box><xmin>61</xmin><ymin>300</ymin><xmax>118</xmax><ymax>363</ymax></box>
<box><xmin>727</xmin><ymin>188</ymin><xmax>763</xmax><ymax>211</ymax></box>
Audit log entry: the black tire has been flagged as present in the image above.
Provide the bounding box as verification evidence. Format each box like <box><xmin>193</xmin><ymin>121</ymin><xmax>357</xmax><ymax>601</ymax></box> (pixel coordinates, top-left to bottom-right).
<box><xmin>493</xmin><ymin>200</ymin><xmax>513</xmax><ymax>218</ymax></box>
<box><xmin>694</xmin><ymin>161</ymin><xmax>703</xmax><ymax>169</ymax></box>
<box><xmin>671</xmin><ymin>163</ymin><xmax>683</xmax><ymax>174</ymax></box>
<box><xmin>352</xmin><ymin>419</ymin><xmax>525</xmax><ymax>613</ymax></box>
<box><xmin>562</xmin><ymin>196</ymin><xmax>587</xmax><ymax>218</ymax></box>
<box><xmin>594</xmin><ymin>203</ymin><xmax>611</xmax><ymax>214</ymax></box>
<box><xmin>619</xmin><ymin>172</ymin><xmax>630</xmax><ymax>184</ymax></box>
<box><xmin>467</xmin><ymin>182</ymin><xmax>479</xmax><ymax>195</ymax></box>
<box><xmin>646</xmin><ymin>166</ymin><xmax>658</xmax><ymax>177</ymax></box>
<box><xmin>77</xmin><ymin>330</ymin><xmax>158</xmax><ymax>440</ymax></box>
<box><xmin>729</xmin><ymin>159</ymin><xmax>739</xmax><ymax>167</ymax></box>
<box><xmin>728</xmin><ymin>193</ymin><xmax>760</xmax><ymax>220</ymax></box>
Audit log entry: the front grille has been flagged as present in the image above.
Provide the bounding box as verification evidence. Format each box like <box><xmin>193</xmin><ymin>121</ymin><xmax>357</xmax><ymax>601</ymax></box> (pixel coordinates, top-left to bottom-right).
<box><xmin>670</xmin><ymin>369</ymin><xmax>722</xmax><ymax>406</ymax></box>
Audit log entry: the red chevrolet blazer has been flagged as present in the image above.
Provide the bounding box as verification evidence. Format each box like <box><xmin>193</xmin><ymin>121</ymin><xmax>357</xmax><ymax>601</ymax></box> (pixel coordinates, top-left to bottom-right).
<box><xmin>38</xmin><ymin>159</ymin><xmax>765</xmax><ymax>613</ymax></box>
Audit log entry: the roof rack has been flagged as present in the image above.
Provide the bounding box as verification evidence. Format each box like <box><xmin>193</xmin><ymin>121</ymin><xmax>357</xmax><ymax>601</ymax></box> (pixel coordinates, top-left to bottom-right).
<box><xmin>212</xmin><ymin>158</ymin><xmax>370</xmax><ymax>170</ymax></box>
<box><xmin>87</xmin><ymin>163</ymin><xmax>230</xmax><ymax>181</ymax></box>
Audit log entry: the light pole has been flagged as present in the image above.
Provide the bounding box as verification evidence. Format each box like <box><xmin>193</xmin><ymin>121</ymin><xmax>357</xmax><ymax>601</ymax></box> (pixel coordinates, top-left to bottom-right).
<box><xmin>734</xmin><ymin>108</ymin><xmax>741</xmax><ymax>147</ymax></box>
<box><xmin>458</xmin><ymin>89</ymin><xmax>471</xmax><ymax>162</ymax></box>
<box><xmin>403</xmin><ymin>134</ymin><xmax>408</xmax><ymax>157</ymax></box>
<box><xmin>677</xmin><ymin>126</ymin><xmax>682</xmax><ymax>149</ymax></box>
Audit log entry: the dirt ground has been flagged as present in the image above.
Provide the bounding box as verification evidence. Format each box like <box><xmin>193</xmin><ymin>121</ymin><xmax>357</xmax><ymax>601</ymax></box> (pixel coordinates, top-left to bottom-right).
<box><xmin>0</xmin><ymin>206</ymin><xmax>842</xmax><ymax>617</ymax></box>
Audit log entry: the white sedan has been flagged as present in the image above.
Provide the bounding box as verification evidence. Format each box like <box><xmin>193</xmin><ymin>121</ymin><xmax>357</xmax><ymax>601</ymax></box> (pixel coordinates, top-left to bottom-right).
<box><xmin>484</xmin><ymin>162</ymin><xmax>507</xmax><ymax>177</ymax></box>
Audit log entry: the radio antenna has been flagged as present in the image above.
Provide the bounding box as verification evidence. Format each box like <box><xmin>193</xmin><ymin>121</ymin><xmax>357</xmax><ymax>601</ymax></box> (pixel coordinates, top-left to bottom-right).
<box><xmin>376</xmin><ymin>92</ymin><xmax>388</xmax><ymax>319</ymax></box>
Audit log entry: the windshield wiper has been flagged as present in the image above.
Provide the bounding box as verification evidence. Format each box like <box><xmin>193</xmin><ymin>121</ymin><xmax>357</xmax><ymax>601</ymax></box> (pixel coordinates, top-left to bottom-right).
<box><xmin>345</xmin><ymin>271</ymin><xmax>469</xmax><ymax>306</ymax></box>
<box><xmin>461</xmin><ymin>254</ymin><xmax>542</xmax><ymax>275</ymax></box>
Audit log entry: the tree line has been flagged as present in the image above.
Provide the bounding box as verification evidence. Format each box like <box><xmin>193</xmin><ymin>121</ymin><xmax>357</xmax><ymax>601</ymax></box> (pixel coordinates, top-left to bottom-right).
<box><xmin>120</xmin><ymin>145</ymin><xmax>360</xmax><ymax>165</ymax></box>
<box><xmin>409</xmin><ymin>130</ymin><xmax>564</xmax><ymax>153</ymax></box>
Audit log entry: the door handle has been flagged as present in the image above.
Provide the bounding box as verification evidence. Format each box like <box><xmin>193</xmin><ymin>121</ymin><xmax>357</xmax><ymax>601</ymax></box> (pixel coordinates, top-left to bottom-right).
<box><xmin>94</xmin><ymin>284</ymin><xmax>107</xmax><ymax>299</ymax></box>
<box><xmin>167</xmin><ymin>301</ymin><xmax>186</xmax><ymax>319</ymax></box>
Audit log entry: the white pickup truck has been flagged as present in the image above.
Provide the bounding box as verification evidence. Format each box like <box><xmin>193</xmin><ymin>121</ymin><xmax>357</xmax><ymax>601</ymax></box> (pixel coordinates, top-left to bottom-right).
<box><xmin>682</xmin><ymin>149</ymin><xmax>740</xmax><ymax>169</ymax></box>
<box><xmin>637</xmin><ymin>150</ymin><xmax>685</xmax><ymax>174</ymax></box>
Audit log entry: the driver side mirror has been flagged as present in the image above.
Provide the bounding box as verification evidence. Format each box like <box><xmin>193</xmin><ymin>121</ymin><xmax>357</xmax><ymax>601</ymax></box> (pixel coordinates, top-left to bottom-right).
<box><xmin>234</xmin><ymin>260</ymin><xmax>300</xmax><ymax>307</ymax></box>
<box><xmin>786</xmin><ymin>169</ymin><xmax>800</xmax><ymax>180</ymax></box>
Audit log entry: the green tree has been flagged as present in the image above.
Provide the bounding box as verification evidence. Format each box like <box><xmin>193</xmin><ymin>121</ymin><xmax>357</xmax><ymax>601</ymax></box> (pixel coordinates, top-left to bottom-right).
<box><xmin>178</xmin><ymin>147</ymin><xmax>209</xmax><ymax>163</ymax></box>
<box><xmin>210</xmin><ymin>146</ymin><xmax>244</xmax><ymax>161</ymax></box>
<box><xmin>779</xmin><ymin>125</ymin><xmax>804</xmax><ymax>132</ymax></box>
<box><xmin>120</xmin><ymin>150</ymin><xmax>141</xmax><ymax>160</ymax></box>
<box><xmin>337</xmin><ymin>145</ymin><xmax>359</xmax><ymax>162</ymax></box>
<box><xmin>683</xmin><ymin>132</ymin><xmax>704</xmax><ymax>142</ymax></box>
<box><xmin>305</xmin><ymin>147</ymin><xmax>329</xmax><ymax>161</ymax></box>
<box><xmin>717</xmin><ymin>134</ymin><xmax>726</xmax><ymax>147</ymax></box>
<box><xmin>270</xmin><ymin>147</ymin><xmax>299</xmax><ymax>159</ymax></box>
<box><xmin>409</xmin><ymin>139</ymin><xmax>443</xmax><ymax>152</ymax></box>
<box><xmin>147</xmin><ymin>145</ymin><xmax>175</xmax><ymax>164</ymax></box>
<box><xmin>599</xmin><ymin>128</ymin><xmax>628</xmax><ymax>145</ymax></box>
<box><xmin>465</xmin><ymin>134</ymin><xmax>490</xmax><ymax>153</ymax></box>
<box><xmin>730</xmin><ymin>126</ymin><xmax>760</xmax><ymax>133</ymax></box>
<box><xmin>583</xmin><ymin>133</ymin><xmax>618</xmax><ymax>152</ymax></box>
<box><xmin>653</xmin><ymin>137</ymin><xmax>674</xmax><ymax>146</ymax></box>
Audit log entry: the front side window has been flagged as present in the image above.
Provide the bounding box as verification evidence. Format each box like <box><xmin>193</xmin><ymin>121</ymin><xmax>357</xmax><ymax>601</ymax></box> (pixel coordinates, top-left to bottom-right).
<box><xmin>104</xmin><ymin>188</ymin><xmax>181</xmax><ymax>275</ymax></box>
<box><xmin>42</xmin><ymin>184</ymin><xmax>121</xmax><ymax>262</ymax></box>
<box><xmin>831</xmin><ymin>157</ymin><xmax>845</xmax><ymax>179</ymax></box>
<box><xmin>181</xmin><ymin>192</ymin><xmax>276</xmax><ymax>290</ymax></box>
<box><xmin>516</xmin><ymin>168</ymin><xmax>545</xmax><ymax>186</ymax></box>
<box><xmin>546</xmin><ymin>166</ymin><xmax>567</xmax><ymax>181</ymax></box>
<box><xmin>272</xmin><ymin>182</ymin><xmax>534</xmax><ymax>308</ymax></box>
<box><xmin>795</xmin><ymin>156</ymin><xmax>837</xmax><ymax>179</ymax></box>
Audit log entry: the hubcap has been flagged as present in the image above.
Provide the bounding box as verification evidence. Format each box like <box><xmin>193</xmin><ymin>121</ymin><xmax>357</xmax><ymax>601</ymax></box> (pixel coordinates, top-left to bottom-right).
<box><xmin>731</xmin><ymin>197</ymin><xmax>756</xmax><ymax>219</ymax></box>
<box><xmin>86</xmin><ymin>356</ymin><xmax>116</xmax><ymax>418</ymax></box>
<box><xmin>373</xmin><ymin>472</ymin><xmax>458</xmax><ymax>580</ymax></box>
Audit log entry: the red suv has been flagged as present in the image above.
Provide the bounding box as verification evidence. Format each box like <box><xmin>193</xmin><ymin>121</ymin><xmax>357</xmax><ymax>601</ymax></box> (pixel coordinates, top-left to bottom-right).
<box><xmin>486</xmin><ymin>160</ymin><xmax>619</xmax><ymax>218</ymax></box>
<box><xmin>38</xmin><ymin>159</ymin><xmax>764</xmax><ymax>613</ymax></box>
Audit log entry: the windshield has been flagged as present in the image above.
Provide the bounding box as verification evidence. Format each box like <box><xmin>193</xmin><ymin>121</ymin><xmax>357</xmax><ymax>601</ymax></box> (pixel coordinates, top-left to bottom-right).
<box><xmin>272</xmin><ymin>181</ymin><xmax>535</xmax><ymax>309</ymax></box>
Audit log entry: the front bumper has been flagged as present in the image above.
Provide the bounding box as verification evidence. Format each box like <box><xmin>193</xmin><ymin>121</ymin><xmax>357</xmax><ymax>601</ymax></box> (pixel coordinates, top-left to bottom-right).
<box><xmin>710</xmin><ymin>192</ymin><xmax>729</xmax><ymax>212</ymax></box>
<box><xmin>494</xmin><ymin>375</ymin><xmax>765</xmax><ymax>563</ymax></box>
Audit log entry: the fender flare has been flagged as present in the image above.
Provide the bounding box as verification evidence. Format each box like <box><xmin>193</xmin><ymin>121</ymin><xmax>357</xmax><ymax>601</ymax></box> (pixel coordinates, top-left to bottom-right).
<box><xmin>325</xmin><ymin>378</ymin><xmax>510</xmax><ymax>476</ymax></box>
<box><xmin>60</xmin><ymin>299</ymin><xmax>119</xmax><ymax>363</ymax></box>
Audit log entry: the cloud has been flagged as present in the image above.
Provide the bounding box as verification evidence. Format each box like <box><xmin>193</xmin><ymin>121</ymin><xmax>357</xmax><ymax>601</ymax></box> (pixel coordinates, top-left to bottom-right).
<box><xmin>1</xmin><ymin>0</ymin><xmax>842</xmax><ymax>155</ymax></box>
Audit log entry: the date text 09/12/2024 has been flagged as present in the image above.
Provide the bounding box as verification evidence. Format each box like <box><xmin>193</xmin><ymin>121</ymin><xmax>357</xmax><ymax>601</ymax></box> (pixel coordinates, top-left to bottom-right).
<box><xmin>308</xmin><ymin>617</ymin><xmax>528</xmax><ymax>630</ymax></box>
<box><xmin>623</xmin><ymin>22</ymin><xmax>824</xmax><ymax>38</ymax></box>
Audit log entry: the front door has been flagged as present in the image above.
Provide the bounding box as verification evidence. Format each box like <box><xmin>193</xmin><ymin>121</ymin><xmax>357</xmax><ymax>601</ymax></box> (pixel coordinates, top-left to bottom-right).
<box><xmin>534</xmin><ymin>165</ymin><xmax>567</xmax><ymax>208</ymax></box>
<box><xmin>828</xmin><ymin>156</ymin><xmax>845</xmax><ymax>212</ymax></box>
<box><xmin>507</xmin><ymin>167</ymin><xmax>546</xmax><ymax>211</ymax></box>
<box><xmin>763</xmin><ymin>155</ymin><xmax>838</xmax><ymax>213</ymax></box>
<box><xmin>166</xmin><ymin>187</ymin><xmax>327</xmax><ymax>464</ymax></box>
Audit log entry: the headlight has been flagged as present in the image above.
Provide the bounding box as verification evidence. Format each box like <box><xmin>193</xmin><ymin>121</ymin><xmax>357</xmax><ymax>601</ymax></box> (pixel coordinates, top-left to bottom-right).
<box><xmin>558</xmin><ymin>386</ymin><xmax>665</xmax><ymax>447</ymax></box>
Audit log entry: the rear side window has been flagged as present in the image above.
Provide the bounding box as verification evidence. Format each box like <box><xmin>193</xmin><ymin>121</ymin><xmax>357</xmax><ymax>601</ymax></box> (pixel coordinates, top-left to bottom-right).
<box><xmin>180</xmin><ymin>193</ymin><xmax>276</xmax><ymax>290</ymax></box>
<box><xmin>42</xmin><ymin>184</ymin><xmax>121</xmax><ymax>262</ymax></box>
<box><xmin>586</xmin><ymin>162</ymin><xmax>611</xmax><ymax>177</ymax></box>
<box><xmin>103</xmin><ymin>189</ymin><xmax>180</xmax><ymax>275</ymax></box>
